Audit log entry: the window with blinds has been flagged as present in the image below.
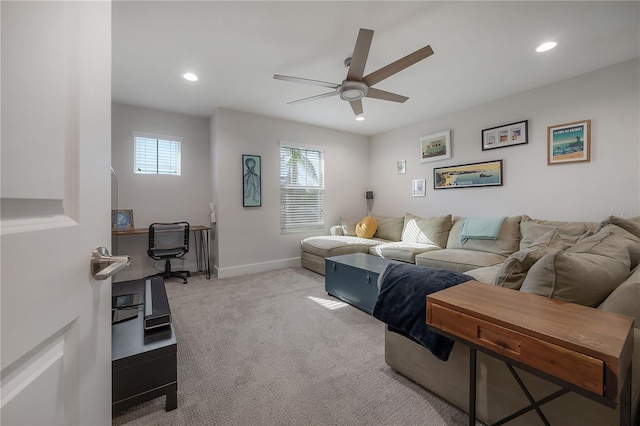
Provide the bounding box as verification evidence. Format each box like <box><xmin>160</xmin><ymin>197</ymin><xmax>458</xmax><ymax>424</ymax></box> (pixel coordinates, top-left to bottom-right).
<box><xmin>134</xmin><ymin>132</ymin><xmax>182</xmax><ymax>175</ymax></box>
<box><xmin>279</xmin><ymin>142</ymin><xmax>325</xmax><ymax>232</ymax></box>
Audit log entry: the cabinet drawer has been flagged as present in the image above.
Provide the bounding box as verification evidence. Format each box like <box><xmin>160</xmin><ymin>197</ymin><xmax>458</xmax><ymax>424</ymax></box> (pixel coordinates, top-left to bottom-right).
<box><xmin>428</xmin><ymin>303</ymin><xmax>605</xmax><ymax>396</ymax></box>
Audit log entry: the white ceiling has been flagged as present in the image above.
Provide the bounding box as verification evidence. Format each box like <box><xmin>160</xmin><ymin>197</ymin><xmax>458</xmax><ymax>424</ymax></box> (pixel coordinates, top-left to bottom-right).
<box><xmin>112</xmin><ymin>1</ymin><xmax>640</xmax><ymax>136</ymax></box>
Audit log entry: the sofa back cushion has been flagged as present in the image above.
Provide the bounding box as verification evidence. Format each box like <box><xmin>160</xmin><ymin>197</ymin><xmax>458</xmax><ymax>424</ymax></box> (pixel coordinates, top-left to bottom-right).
<box><xmin>599</xmin><ymin>264</ymin><xmax>640</xmax><ymax>327</ymax></box>
<box><xmin>519</xmin><ymin>216</ymin><xmax>598</xmax><ymax>250</ymax></box>
<box><xmin>493</xmin><ymin>229</ymin><xmax>566</xmax><ymax>290</ymax></box>
<box><xmin>446</xmin><ymin>216</ymin><xmax>522</xmax><ymax>257</ymax></box>
<box><xmin>372</xmin><ymin>215</ymin><xmax>404</xmax><ymax>241</ymax></box>
<box><xmin>597</xmin><ymin>217</ymin><xmax>640</xmax><ymax>268</ymax></box>
<box><xmin>520</xmin><ymin>229</ymin><xmax>632</xmax><ymax>307</ymax></box>
<box><xmin>401</xmin><ymin>213</ymin><xmax>451</xmax><ymax>248</ymax></box>
<box><xmin>339</xmin><ymin>217</ymin><xmax>359</xmax><ymax>236</ymax></box>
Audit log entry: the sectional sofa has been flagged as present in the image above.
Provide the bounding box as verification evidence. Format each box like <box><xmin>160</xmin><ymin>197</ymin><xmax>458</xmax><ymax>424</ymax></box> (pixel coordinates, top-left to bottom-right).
<box><xmin>300</xmin><ymin>213</ymin><xmax>640</xmax><ymax>425</ymax></box>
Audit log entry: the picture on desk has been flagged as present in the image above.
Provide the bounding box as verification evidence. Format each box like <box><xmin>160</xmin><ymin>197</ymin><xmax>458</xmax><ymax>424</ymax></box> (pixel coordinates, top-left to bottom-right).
<box><xmin>112</xmin><ymin>209</ymin><xmax>134</xmax><ymax>231</ymax></box>
<box><xmin>243</xmin><ymin>154</ymin><xmax>261</xmax><ymax>207</ymax></box>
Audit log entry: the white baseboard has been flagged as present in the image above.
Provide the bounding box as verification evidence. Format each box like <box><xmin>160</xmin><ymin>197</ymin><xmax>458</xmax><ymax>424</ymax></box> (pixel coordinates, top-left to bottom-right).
<box><xmin>216</xmin><ymin>257</ymin><xmax>300</xmax><ymax>279</ymax></box>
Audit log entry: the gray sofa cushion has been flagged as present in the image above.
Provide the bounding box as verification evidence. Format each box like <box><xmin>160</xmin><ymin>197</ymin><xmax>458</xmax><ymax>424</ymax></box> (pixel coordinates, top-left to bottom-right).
<box><xmin>519</xmin><ymin>215</ymin><xmax>598</xmax><ymax>250</ymax></box>
<box><xmin>520</xmin><ymin>229</ymin><xmax>632</xmax><ymax>307</ymax></box>
<box><xmin>415</xmin><ymin>248</ymin><xmax>507</xmax><ymax>273</ymax></box>
<box><xmin>597</xmin><ymin>218</ymin><xmax>640</xmax><ymax>268</ymax></box>
<box><xmin>445</xmin><ymin>216</ymin><xmax>521</xmax><ymax>257</ymax></box>
<box><xmin>465</xmin><ymin>265</ymin><xmax>501</xmax><ymax>284</ymax></box>
<box><xmin>301</xmin><ymin>235</ymin><xmax>385</xmax><ymax>258</ymax></box>
<box><xmin>401</xmin><ymin>213</ymin><xmax>451</xmax><ymax>248</ymax></box>
<box><xmin>599</xmin><ymin>264</ymin><xmax>640</xmax><ymax>327</ymax></box>
<box><xmin>493</xmin><ymin>229</ymin><xmax>567</xmax><ymax>290</ymax></box>
<box><xmin>339</xmin><ymin>217</ymin><xmax>359</xmax><ymax>236</ymax></box>
<box><xmin>370</xmin><ymin>242</ymin><xmax>441</xmax><ymax>263</ymax></box>
<box><xmin>372</xmin><ymin>215</ymin><xmax>404</xmax><ymax>241</ymax></box>
<box><xmin>598</xmin><ymin>215</ymin><xmax>640</xmax><ymax>238</ymax></box>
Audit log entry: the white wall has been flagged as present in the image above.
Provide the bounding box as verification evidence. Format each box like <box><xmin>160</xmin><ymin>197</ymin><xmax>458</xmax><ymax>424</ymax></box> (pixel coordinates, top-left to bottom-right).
<box><xmin>111</xmin><ymin>103</ymin><xmax>211</xmax><ymax>281</ymax></box>
<box><xmin>211</xmin><ymin>109</ymin><xmax>370</xmax><ymax>278</ymax></box>
<box><xmin>370</xmin><ymin>59</ymin><xmax>640</xmax><ymax>222</ymax></box>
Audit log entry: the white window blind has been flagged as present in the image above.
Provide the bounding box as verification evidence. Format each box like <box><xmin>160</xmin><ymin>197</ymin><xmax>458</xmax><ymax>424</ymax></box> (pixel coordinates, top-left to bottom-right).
<box><xmin>133</xmin><ymin>132</ymin><xmax>182</xmax><ymax>175</ymax></box>
<box><xmin>279</xmin><ymin>142</ymin><xmax>325</xmax><ymax>232</ymax></box>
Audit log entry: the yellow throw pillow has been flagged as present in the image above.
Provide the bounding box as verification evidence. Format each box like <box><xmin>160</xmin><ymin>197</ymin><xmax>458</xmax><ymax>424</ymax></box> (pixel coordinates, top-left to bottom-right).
<box><xmin>356</xmin><ymin>216</ymin><xmax>377</xmax><ymax>239</ymax></box>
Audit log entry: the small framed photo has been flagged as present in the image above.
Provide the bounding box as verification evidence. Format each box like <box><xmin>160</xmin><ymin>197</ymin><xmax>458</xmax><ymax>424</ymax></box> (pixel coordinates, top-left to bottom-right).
<box><xmin>482</xmin><ymin>120</ymin><xmax>528</xmax><ymax>150</ymax></box>
<box><xmin>412</xmin><ymin>179</ymin><xmax>426</xmax><ymax>197</ymax></box>
<box><xmin>112</xmin><ymin>210</ymin><xmax>134</xmax><ymax>231</ymax></box>
<box><xmin>434</xmin><ymin>160</ymin><xmax>503</xmax><ymax>190</ymax></box>
<box><xmin>547</xmin><ymin>120</ymin><xmax>591</xmax><ymax>165</ymax></box>
<box><xmin>420</xmin><ymin>130</ymin><xmax>451</xmax><ymax>163</ymax></box>
<box><xmin>243</xmin><ymin>154</ymin><xmax>261</xmax><ymax>207</ymax></box>
<box><xmin>396</xmin><ymin>160</ymin><xmax>406</xmax><ymax>174</ymax></box>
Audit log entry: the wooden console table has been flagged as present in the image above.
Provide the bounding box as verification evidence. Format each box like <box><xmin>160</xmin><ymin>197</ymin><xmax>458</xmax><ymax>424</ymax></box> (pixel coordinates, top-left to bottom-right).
<box><xmin>427</xmin><ymin>281</ymin><xmax>634</xmax><ymax>425</ymax></box>
<box><xmin>113</xmin><ymin>225</ymin><xmax>211</xmax><ymax>279</ymax></box>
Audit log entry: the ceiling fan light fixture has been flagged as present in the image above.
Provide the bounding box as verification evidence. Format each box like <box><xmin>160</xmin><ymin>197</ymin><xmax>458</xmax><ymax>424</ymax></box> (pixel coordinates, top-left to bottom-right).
<box><xmin>535</xmin><ymin>41</ymin><xmax>557</xmax><ymax>53</ymax></box>
<box><xmin>182</xmin><ymin>72</ymin><xmax>199</xmax><ymax>82</ymax></box>
<box><xmin>338</xmin><ymin>80</ymin><xmax>368</xmax><ymax>101</ymax></box>
<box><xmin>355</xmin><ymin>115</ymin><xmax>365</xmax><ymax>121</ymax></box>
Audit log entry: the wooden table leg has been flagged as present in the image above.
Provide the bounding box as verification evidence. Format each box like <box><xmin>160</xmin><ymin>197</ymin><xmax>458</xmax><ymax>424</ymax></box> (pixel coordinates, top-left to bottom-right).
<box><xmin>470</xmin><ymin>347</ymin><xmax>476</xmax><ymax>426</ymax></box>
<box><xmin>620</xmin><ymin>364</ymin><xmax>631</xmax><ymax>426</ymax></box>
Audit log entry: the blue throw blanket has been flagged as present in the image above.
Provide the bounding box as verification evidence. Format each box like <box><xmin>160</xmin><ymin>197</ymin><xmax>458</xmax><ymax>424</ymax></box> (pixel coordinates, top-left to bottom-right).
<box><xmin>372</xmin><ymin>263</ymin><xmax>473</xmax><ymax>361</ymax></box>
<box><xmin>459</xmin><ymin>216</ymin><xmax>506</xmax><ymax>245</ymax></box>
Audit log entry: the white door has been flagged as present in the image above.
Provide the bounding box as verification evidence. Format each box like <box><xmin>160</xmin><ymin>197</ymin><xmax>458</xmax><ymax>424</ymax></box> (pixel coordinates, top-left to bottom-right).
<box><xmin>1</xmin><ymin>2</ymin><xmax>113</xmax><ymax>425</ymax></box>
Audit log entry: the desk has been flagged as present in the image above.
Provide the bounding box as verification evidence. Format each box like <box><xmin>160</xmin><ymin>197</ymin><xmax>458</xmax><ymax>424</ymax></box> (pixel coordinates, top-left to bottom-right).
<box><xmin>113</xmin><ymin>225</ymin><xmax>211</xmax><ymax>279</ymax></box>
<box><xmin>427</xmin><ymin>281</ymin><xmax>634</xmax><ymax>426</ymax></box>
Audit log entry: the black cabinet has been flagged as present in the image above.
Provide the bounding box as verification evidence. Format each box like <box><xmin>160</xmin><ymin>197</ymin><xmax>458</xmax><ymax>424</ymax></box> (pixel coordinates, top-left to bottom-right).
<box><xmin>112</xmin><ymin>278</ymin><xmax>177</xmax><ymax>415</ymax></box>
<box><xmin>325</xmin><ymin>254</ymin><xmax>398</xmax><ymax>313</ymax></box>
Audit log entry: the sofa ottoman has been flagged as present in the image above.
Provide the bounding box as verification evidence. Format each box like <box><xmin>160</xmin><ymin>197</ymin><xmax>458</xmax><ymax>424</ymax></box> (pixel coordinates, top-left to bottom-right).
<box><xmin>301</xmin><ymin>235</ymin><xmax>386</xmax><ymax>275</ymax></box>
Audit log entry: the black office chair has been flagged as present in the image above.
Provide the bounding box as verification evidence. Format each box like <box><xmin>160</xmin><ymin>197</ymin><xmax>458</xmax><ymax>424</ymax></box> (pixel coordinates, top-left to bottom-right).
<box><xmin>148</xmin><ymin>222</ymin><xmax>191</xmax><ymax>284</ymax></box>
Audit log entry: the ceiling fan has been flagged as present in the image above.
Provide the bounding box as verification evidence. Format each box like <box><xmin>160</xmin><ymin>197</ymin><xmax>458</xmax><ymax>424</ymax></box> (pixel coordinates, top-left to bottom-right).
<box><xmin>273</xmin><ymin>28</ymin><xmax>434</xmax><ymax>117</ymax></box>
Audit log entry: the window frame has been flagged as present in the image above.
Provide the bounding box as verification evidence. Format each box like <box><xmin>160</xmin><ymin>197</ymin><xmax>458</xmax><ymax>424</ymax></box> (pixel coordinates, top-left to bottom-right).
<box><xmin>279</xmin><ymin>141</ymin><xmax>326</xmax><ymax>233</ymax></box>
<box><xmin>133</xmin><ymin>131</ymin><xmax>183</xmax><ymax>176</ymax></box>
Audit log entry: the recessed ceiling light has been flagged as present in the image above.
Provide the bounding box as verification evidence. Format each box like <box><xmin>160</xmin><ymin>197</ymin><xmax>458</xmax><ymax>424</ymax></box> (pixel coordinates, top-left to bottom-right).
<box><xmin>182</xmin><ymin>72</ymin><xmax>198</xmax><ymax>82</ymax></box>
<box><xmin>355</xmin><ymin>115</ymin><xmax>365</xmax><ymax>121</ymax></box>
<box><xmin>536</xmin><ymin>41</ymin><xmax>557</xmax><ymax>53</ymax></box>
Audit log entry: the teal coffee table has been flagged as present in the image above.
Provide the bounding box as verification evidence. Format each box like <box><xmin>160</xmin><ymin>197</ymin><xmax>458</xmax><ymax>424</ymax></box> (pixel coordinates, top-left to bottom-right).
<box><xmin>325</xmin><ymin>253</ymin><xmax>399</xmax><ymax>313</ymax></box>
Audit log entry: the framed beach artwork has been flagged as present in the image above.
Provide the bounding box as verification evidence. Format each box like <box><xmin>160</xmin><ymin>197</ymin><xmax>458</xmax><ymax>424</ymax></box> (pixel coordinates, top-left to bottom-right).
<box><xmin>112</xmin><ymin>209</ymin><xmax>134</xmax><ymax>231</ymax></box>
<box><xmin>434</xmin><ymin>160</ymin><xmax>503</xmax><ymax>190</ymax></box>
<box><xmin>482</xmin><ymin>120</ymin><xmax>528</xmax><ymax>151</ymax></box>
<box><xmin>412</xmin><ymin>179</ymin><xmax>426</xmax><ymax>197</ymax></box>
<box><xmin>420</xmin><ymin>130</ymin><xmax>451</xmax><ymax>163</ymax></box>
<box><xmin>242</xmin><ymin>154</ymin><xmax>262</xmax><ymax>207</ymax></box>
<box><xmin>547</xmin><ymin>120</ymin><xmax>591</xmax><ymax>165</ymax></box>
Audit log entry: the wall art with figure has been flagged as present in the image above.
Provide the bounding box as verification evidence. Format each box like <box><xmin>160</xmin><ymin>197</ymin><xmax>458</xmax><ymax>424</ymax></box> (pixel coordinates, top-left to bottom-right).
<box><xmin>243</xmin><ymin>154</ymin><xmax>261</xmax><ymax>207</ymax></box>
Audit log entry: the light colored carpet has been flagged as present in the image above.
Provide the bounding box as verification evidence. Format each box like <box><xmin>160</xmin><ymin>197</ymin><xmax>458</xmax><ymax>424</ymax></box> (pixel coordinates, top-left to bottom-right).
<box><xmin>112</xmin><ymin>267</ymin><xmax>475</xmax><ymax>425</ymax></box>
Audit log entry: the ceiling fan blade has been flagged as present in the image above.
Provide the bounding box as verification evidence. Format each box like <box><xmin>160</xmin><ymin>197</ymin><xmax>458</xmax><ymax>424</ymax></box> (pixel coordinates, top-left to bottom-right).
<box><xmin>287</xmin><ymin>91</ymin><xmax>338</xmax><ymax>105</ymax></box>
<box><xmin>349</xmin><ymin>99</ymin><xmax>363</xmax><ymax>116</ymax></box>
<box><xmin>274</xmin><ymin>74</ymin><xmax>340</xmax><ymax>89</ymax></box>
<box><xmin>366</xmin><ymin>87</ymin><xmax>409</xmax><ymax>103</ymax></box>
<box><xmin>346</xmin><ymin>28</ymin><xmax>374</xmax><ymax>81</ymax></box>
<box><xmin>363</xmin><ymin>45</ymin><xmax>434</xmax><ymax>87</ymax></box>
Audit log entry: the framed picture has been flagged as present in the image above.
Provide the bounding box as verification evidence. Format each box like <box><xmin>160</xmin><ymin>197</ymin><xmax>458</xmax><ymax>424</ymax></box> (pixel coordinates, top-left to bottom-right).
<box><xmin>482</xmin><ymin>120</ymin><xmax>528</xmax><ymax>150</ymax></box>
<box><xmin>112</xmin><ymin>209</ymin><xmax>134</xmax><ymax>231</ymax></box>
<box><xmin>547</xmin><ymin>120</ymin><xmax>591</xmax><ymax>165</ymax></box>
<box><xmin>420</xmin><ymin>130</ymin><xmax>451</xmax><ymax>163</ymax></box>
<box><xmin>412</xmin><ymin>179</ymin><xmax>426</xmax><ymax>197</ymax></box>
<box><xmin>243</xmin><ymin>154</ymin><xmax>261</xmax><ymax>207</ymax></box>
<box><xmin>396</xmin><ymin>160</ymin><xmax>406</xmax><ymax>174</ymax></box>
<box><xmin>434</xmin><ymin>160</ymin><xmax>503</xmax><ymax>190</ymax></box>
